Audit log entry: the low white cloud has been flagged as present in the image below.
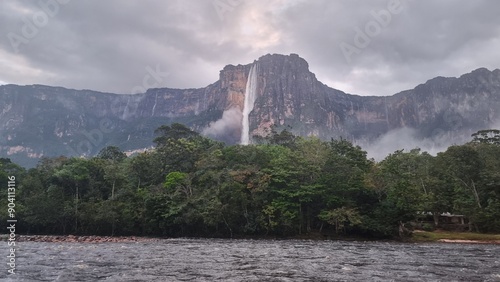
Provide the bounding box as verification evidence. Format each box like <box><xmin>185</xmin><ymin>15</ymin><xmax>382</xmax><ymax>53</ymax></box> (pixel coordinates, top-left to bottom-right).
<box><xmin>202</xmin><ymin>107</ymin><xmax>242</xmax><ymax>143</ymax></box>
<box><xmin>361</xmin><ymin>127</ymin><xmax>469</xmax><ymax>161</ymax></box>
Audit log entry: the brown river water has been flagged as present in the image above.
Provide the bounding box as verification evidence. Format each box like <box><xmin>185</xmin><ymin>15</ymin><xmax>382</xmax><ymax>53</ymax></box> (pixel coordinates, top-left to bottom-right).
<box><xmin>1</xmin><ymin>238</ymin><xmax>499</xmax><ymax>281</ymax></box>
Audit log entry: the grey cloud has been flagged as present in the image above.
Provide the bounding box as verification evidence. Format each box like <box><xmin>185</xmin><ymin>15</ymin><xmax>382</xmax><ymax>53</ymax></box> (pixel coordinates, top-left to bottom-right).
<box><xmin>361</xmin><ymin>127</ymin><xmax>468</xmax><ymax>161</ymax></box>
<box><xmin>1</xmin><ymin>0</ymin><xmax>500</xmax><ymax>96</ymax></box>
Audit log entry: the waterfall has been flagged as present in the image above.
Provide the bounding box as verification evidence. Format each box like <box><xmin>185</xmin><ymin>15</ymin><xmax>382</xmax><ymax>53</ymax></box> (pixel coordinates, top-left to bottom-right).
<box><xmin>241</xmin><ymin>64</ymin><xmax>258</xmax><ymax>145</ymax></box>
<box><xmin>151</xmin><ymin>92</ymin><xmax>158</xmax><ymax>116</ymax></box>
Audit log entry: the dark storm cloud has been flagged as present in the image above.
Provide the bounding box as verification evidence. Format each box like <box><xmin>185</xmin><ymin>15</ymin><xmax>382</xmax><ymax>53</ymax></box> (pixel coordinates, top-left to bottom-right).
<box><xmin>1</xmin><ymin>0</ymin><xmax>500</xmax><ymax>95</ymax></box>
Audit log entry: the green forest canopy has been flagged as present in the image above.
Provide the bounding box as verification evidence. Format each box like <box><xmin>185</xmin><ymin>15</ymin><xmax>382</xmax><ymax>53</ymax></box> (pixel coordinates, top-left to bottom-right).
<box><xmin>1</xmin><ymin>125</ymin><xmax>499</xmax><ymax>238</ymax></box>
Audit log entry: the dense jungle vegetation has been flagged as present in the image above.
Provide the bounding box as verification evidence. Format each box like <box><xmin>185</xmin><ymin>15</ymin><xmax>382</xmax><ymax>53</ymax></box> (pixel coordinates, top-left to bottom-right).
<box><xmin>1</xmin><ymin>125</ymin><xmax>499</xmax><ymax>238</ymax></box>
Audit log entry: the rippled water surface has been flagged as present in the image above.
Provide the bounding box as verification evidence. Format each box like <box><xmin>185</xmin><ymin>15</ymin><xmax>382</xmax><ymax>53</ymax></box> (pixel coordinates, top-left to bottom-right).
<box><xmin>1</xmin><ymin>239</ymin><xmax>500</xmax><ymax>281</ymax></box>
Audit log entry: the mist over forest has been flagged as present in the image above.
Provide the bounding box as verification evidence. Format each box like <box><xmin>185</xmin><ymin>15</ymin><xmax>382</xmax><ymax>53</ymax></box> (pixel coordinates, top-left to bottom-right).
<box><xmin>2</xmin><ymin>124</ymin><xmax>499</xmax><ymax>238</ymax></box>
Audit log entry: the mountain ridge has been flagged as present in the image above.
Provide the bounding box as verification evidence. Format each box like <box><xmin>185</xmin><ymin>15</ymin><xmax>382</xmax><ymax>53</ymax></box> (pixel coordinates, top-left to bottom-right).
<box><xmin>1</xmin><ymin>53</ymin><xmax>499</xmax><ymax>167</ymax></box>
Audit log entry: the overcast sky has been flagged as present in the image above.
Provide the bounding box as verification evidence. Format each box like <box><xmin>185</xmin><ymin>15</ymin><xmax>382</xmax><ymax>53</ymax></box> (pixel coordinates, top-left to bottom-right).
<box><xmin>1</xmin><ymin>0</ymin><xmax>500</xmax><ymax>96</ymax></box>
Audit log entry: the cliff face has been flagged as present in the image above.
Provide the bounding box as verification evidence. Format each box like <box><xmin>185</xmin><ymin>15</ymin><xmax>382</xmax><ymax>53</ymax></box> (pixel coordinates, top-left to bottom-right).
<box><xmin>393</xmin><ymin>68</ymin><xmax>500</xmax><ymax>138</ymax></box>
<box><xmin>253</xmin><ymin>55</ymin><xmax>500</xmax><ymax>142</ymax></box>
<box><xmin>246</xmin><ymin>54</ymin><xmax>500</xmax><ymax>142</ymax></box>
<box><xmin>248</xmin><ymin>54</ymin><xmax>390</xmax><ymax>139</ymax></box>
<box><xmin>1</xmin><ymin>54</ymin><xmax>500</xmax><ymax>167</ymax></box>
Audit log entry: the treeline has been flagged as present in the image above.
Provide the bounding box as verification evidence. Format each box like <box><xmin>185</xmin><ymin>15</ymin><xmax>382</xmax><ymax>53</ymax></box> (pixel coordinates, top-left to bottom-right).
<box><xmin>1</xmin><ymin>125</ymin><xmax>499</xmax><ymax>238</ymax></box>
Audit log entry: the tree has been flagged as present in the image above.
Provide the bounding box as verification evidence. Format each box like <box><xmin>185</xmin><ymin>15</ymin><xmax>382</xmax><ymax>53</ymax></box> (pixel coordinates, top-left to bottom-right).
<box><xmin>12</xmin><ymin>121</ymin><xmax>500</xmax><ymax>238</ymax></box>
<box><xmin>129</xmin><ymin>151</ymin><xmax>164</xmax><ymax>188</ymax></box>
<box><xmin>471</xmin><ymin>129</ymin><xmax>500</xmax><ymax>145</ymax></box>
<box><xmin>154</xmin><ymin>123</ymin><xmax>220</xmax><ymax>174</ymax></box>
<box><xmin>164</xmin><ymin>171</ymin><xmax>190</xmax><ymax>198</ymax></box>
<box><xmin>97</xmin><ymin>146</ymin><xmax>127</xmax><ymax>162</ymax></box>
<box><xmin>154</xmin><ymin>123</ymin><xmax>199</xmax><ymax>147</ymax></box>
<box><xmin>267</xmin><ymin>127</ymin><xmax>298</xmax><ymax>148</ymax></box>
<box><xmin>53</xmin><ymin>158</ymin><xmax>90</xmax><ymax>233</ymax></box>
<box><xmin>260</xmin><ymin>145</ymin><xmax>301</xmax><ymax>235</ymax></box>
<box><xmin>373</xmin><ymin>149</ymin><xmax>431</xmax><ymax>235</ymax></box>
<box><xmin>0</xmin><ymin>159</ymin><xmax>26</xmax><ymax>231</ymax></box>
<box><xmin>101</xmin><ymin>158</ymin><xmax>128</xmax><ymax>235</ymax></box>
<box><xmin>319</xmin><ymin>207</ymin><xmax>362</xmax><ymax>234</ymax></box>
<box><xmin>294</xmin><ymin>138</ymin><xmax>330</xmax><ymax>233</ymax></box>
<box><xmin>435</xmin><ymin>145</ymin><xmax>485</xmax><ymax>231</ymax></box>
<box><xmin>329</xmin><ymin>138</ymin><xmax>372</xmax><ymax>172</ymax></box>
<box><xmin>437</xmin><ymin>146</ymin><xmax>483</xmax><ymax>208</ymax></box>
<box><xmin>468</xmin><ymin>143</ymin><xmax>500</xmax><ymax>232</ymax></box>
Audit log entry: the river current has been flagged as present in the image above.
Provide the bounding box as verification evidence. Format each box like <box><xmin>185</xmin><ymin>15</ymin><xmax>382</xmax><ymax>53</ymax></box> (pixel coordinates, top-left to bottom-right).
<box><xmin>1</xmin><ymin>238</ymin><xmax>499</xmax><ymax>281</ymax></box>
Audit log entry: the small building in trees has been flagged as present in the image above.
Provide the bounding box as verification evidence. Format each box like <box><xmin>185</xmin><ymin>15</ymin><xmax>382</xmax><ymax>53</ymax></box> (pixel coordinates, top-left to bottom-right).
<box><xmin>438</xmin><ymin>212</ymin><xmax>467</xmax><ymax>225</ymax></box>
<box><xmin>415</xmin><ymin>212</ymin><xmax>469</xmax><ymax>231</ymax></box>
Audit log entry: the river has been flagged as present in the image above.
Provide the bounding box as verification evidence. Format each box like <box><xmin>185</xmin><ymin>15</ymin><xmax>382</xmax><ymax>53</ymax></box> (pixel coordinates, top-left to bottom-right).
<box><xmin>1</xmin><ymin>239</ymin><xmax>499</xmax><ymax>281</ymax></box>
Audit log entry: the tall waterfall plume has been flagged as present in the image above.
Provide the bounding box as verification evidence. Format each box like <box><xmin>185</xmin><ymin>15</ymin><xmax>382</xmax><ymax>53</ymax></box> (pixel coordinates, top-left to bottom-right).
<box><xmin>240</xmin><ymin>64</ymin><xmax>258</xmax><ymax>145</ymax></box>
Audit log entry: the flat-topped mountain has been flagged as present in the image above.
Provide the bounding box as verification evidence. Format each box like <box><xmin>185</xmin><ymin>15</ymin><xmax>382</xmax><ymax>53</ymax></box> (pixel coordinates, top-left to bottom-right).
<box><xmin>1</xmin><ymin>54</ymin><xmax>499</xmax><ymax>167</ymax></box>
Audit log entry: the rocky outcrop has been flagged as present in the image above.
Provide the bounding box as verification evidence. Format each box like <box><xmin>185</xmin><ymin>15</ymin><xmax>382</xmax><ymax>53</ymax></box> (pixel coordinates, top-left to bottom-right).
<box><xmin>247</xmin><ymin>54</ymin><xmax>500</xmax><ymax>143</ymax></box>
<box><xmin>1</xmin><ymin>54</ymin><xmax>500</xmax><ymax>167</ymax></box>
<box><xmin>12</xmin><ymin>235</ymin><xmax>159</xmax><ymax>243</ymax></box>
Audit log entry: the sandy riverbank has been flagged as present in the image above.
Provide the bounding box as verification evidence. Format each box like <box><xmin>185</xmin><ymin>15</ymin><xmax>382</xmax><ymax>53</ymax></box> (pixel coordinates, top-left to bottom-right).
<box><xmin>437</xmin><ymin>239</ymin><xmax>500</xmax><ymax>244</ymax></box>
<box><xmin>411</xmin><ymin>230</ymin><xmax>500</xmax><ymax>244</ymax></box>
